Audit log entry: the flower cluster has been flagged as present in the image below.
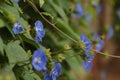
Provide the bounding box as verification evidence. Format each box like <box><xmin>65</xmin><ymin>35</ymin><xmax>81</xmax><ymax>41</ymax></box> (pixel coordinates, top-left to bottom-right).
<box><xmin>12</xmin><ymin>20</ymin><xmax>62</xmax><ymax>80</ymax></box>
<box><xmin>12</xmin><ymin>21</ymin><xmax>24</xmax><ymax>34</ymax></box>
<box><xmin>12</xmin><ymin>20</ymin><xmax>45</xmax><ymax>43</ymax></box>
<box><xmin>80</xmin><ymin>34</ymin><xmax>91</xmax><ymax>56</ymax></box>
<box><xmin>32</xmin><ymin>49</ymin><xmax>62</xmax><ymax>80</ymax></box>
<box><xmin>80</xmin><ymin>33</ymin><xmax>105</xmax><ymax>72</ymax></box>
<box><xmin>80</xmin><ymin>34</ymin><xmax>94</xmax><ymax>72</ymax></box>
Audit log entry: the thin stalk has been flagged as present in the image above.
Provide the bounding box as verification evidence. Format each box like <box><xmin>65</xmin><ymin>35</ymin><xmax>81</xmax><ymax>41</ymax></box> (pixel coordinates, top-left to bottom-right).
<box><xmin>93</xmin><ymin>49</ymin><xmax>120</xmax><ymax>59</ymax></box>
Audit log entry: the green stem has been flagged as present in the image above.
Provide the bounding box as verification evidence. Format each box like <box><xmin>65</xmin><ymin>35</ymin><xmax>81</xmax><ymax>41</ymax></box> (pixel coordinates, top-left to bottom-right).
<box><xmin>93</xmin><ymin>49</ymin><xmax>120</xmax><ymax>59</ymax></box>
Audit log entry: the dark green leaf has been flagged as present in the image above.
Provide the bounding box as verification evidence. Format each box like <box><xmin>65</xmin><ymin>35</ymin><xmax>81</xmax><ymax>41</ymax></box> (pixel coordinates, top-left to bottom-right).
<box><xmin>0</xmin><ymin>19</ymin><xmax>5</xmax><ymax>28</ymax></box>
<box><xmin>0</xmin><ymin>37</ymin><xmax>4</xmax><ymax>55</ymax></box>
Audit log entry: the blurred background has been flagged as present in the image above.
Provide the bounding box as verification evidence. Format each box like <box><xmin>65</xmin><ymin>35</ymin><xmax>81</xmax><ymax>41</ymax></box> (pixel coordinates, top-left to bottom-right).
<box><xmin>75</xmin><ymin>0</ymin><xmax>120</xmax><ymax>80</ymax></box>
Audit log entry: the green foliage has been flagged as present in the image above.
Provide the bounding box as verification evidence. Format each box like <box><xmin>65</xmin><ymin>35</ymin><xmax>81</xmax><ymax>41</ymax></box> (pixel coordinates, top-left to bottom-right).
<box><xmin>5</xmin><ymin>41</ymin><xmax>29</xmax><ymax>66</ymax></box>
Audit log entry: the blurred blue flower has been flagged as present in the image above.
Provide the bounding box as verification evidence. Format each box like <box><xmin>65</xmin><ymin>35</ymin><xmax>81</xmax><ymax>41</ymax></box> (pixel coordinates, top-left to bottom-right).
<box><xmin>93</xmin><ymin>32</ymin><xmax>99</xmax><ymax>39</ymax></box>
<box><xmin>12</xmin><ymin>21</ymin><xmax>24</xmax><ymax>34</ymax></box>
<box><xmin>44</xmin><ymin>62</ymin><xmax>62</xmax><ymax>80</ymax></box>
<box><xmin>34</xmin><ymin>20</ymin><xmax>45</xmax><ymax>43</ymax></box>
<box><xmin>107</xmin><ymin>26</ymin><xmax>114</xmax><ymax>40</ymax></box>
<box><xmin>96</xmin><ymin>39</ymin><xmax>104</xmax><ymax>51</ymax></box>
<box><xmin>76</xmin><ymin>4</ymin><xmax>84</xmax><ymax>18</ymax></box>
<box><xmin>80</xmin><ymin>34</ymin><xmax>92</xmax><ymax>56</ymax></box>
<box><xmin>100</xmin><ymin>70</ymin><xmax>106</xmax><ymax>80</ymax></box>
<box><xmin>32</xmin><ymin>48</ymin><xmax>47</xmax><ymax>71</ymax></box>
<box><xmin>35</xmin><ymin>20</ymin><xmax>45</xmax><ymax>37</ymax></box>
<box><xmin>94</xmin><ymin>33</ymin><xmax>104</xmax><ymax>51</ymax></box>
<box><xmin>82</xmin><ymin>55</ymin><xmax>94</xmax><ymax>72</ymax></box>
<box><xmin>44</xmin><ymin>74</ymin><xmax>52</xmax><ymax>80</ymax></box>
<box><xmin>85</xmin><ymin>12</ymin><xmax>91</xmax><ymax>23</ymax></box>
<box><xmin>34</xmin><ymin>36</ymin><xmax>42</xmax><ymax>43</ymax></box>
<box><xmin>82</xmin><ymin>61</ymin><xmax>92</xmax><ymax>72</ymax></box>
<box><xmin>49</xmin><ymin>62</ymin><xmax>62</xmax><ymax>80</ymax></box>
<box><xmin>14</xmin><ymin>0</ymin><xmax>20</xmax><ymax>3</ymax></box>
<box><xmin>95</xmin><ymin>5</ymin><xmax>102</xmax><ymax>14</ymax></box>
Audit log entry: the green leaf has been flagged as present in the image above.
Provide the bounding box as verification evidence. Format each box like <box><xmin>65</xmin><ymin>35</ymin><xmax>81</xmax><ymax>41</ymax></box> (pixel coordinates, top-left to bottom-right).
<box><xmin>64</xmin><ymin>50</ymin><xmax>82</xmax><ymax>75</ymax></box>
<box><xmin>56</xmin><ymin>18</ymin><xmax>79</xmax><ymax>40</ymax></box>
<box><xmin>21</xmin><ymin>71</ymin><xmax>41</xmax><ymax>80</ymax></box>
<box><xmin>48</xmin><ymin>0</ymin><xmax>68</xmax><ymax>24</ymax></box>
<box><xmin>0</xmin><ymin>19</ymin><xmax>5</xmax><ymax>28</ymax></box>
<box><xmin>31</xmin><ymin>73</ymin><xmax>41</xmax><ymax>80</ymax></box>
<box><xmin>1</xmin><ymin>65</ymin><xmax>16</xmax><ymax>80</ymax></box>
<box><xmin>63</xmin><ymin>68</ymin><xmax>76</xmax><ymax>80</ymax></box>
<box><xmin>41</xmin><ymin>12</ymin><xmax>54</xmax><ymax>19</ymax></box>
<box><xmin>57</xmin><ymin>0</ymin><xmax>71</xmax><ymax>12</ymax></box>
<box><xmin>39</xmin><ymin>0</ymin><xmax>45</xmax><ymax>7</ymax></box>
<box><xmin>5</xmin><ymin>41</ymin><xmax>29</xmax><ymax>68</ymax></box>
<box><xmin>0</xmin><ymin>37</ymin><xmax>4</xmax><ymax>55</ymax></box>
<box><xmin>42</xmin><ymin>3</ymin><xmax>57</xmax><ymax>17</ymax></box>
<box><xmin>22</xmin><ymin>72</ymin><xmax>35</xmax><ymax>80</ymax></box>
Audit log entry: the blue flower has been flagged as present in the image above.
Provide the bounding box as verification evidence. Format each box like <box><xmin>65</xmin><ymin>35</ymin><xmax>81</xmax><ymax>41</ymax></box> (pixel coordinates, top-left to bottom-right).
<box><xmin>82</xmin><ymin>55</ymin><xmax>94</xmax><ymax>72</ymax></box>
<box><xmin>76</xmin><ymin>4</ymin><xmax>84</xmax><ymax>18</ymax></box>
<box><xmin>12</xmin><ymin>21</ymin><xmax>24</xmax><ymax>34</ymax></box>
<box><xmin>14</xmin><ymin>0</ymin><xmax>20</xmax><ymax>3</ymax></box>
<box><xmin>50</xmin><ymin>62</ymin><xmax>62</xmax><ymax>77</ymax></box>
<box><xmin>35</xmin><ymin>20</ymin><xmax>45</xmax><ymax>37</ymax></box>
<box><xmin>107</xmin><ymin>26</ymin><xmax>114</xmax><ymax>40</ymax></box>
<box><xmin>82</xmin><ymin>61</ymin><xmax>92</xmax><ymax>72</ymax></box>
<box><xmin>80</xmin><ymin>34</ymin><xmax>91</xmax><ymax>56</ymax></box>
<box><xmin>96</xmin><ymin>39</ymin><xmax>104</xmax><ymax>51</ymax></box>
<box><xmin>44</xmin><ymin>74</ymin><xmax>52</xmax><ymax>80</ymax></box>
<box><xmin>94</xmin><ymin>33</ymin><xmax>104</xmax><ymax>51</ymax></box>
<box><xmin>34</xmin><ymin>36</ymin><xmax>42</xmax><ymax>43</ymax></box>
<box><xmin>34</xmin><ymin>20</ymin><xmax>45</xmax><ymax>43</ymax></box>
<box><xmin>32</xmin><ymin>48</ymin><xmax>47</xmax><ymax>71</ymax></box>
<box><xmin>44</xmin><ymin>62</ymin><xmax>62</xmax><ymax>80</ymax></box>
